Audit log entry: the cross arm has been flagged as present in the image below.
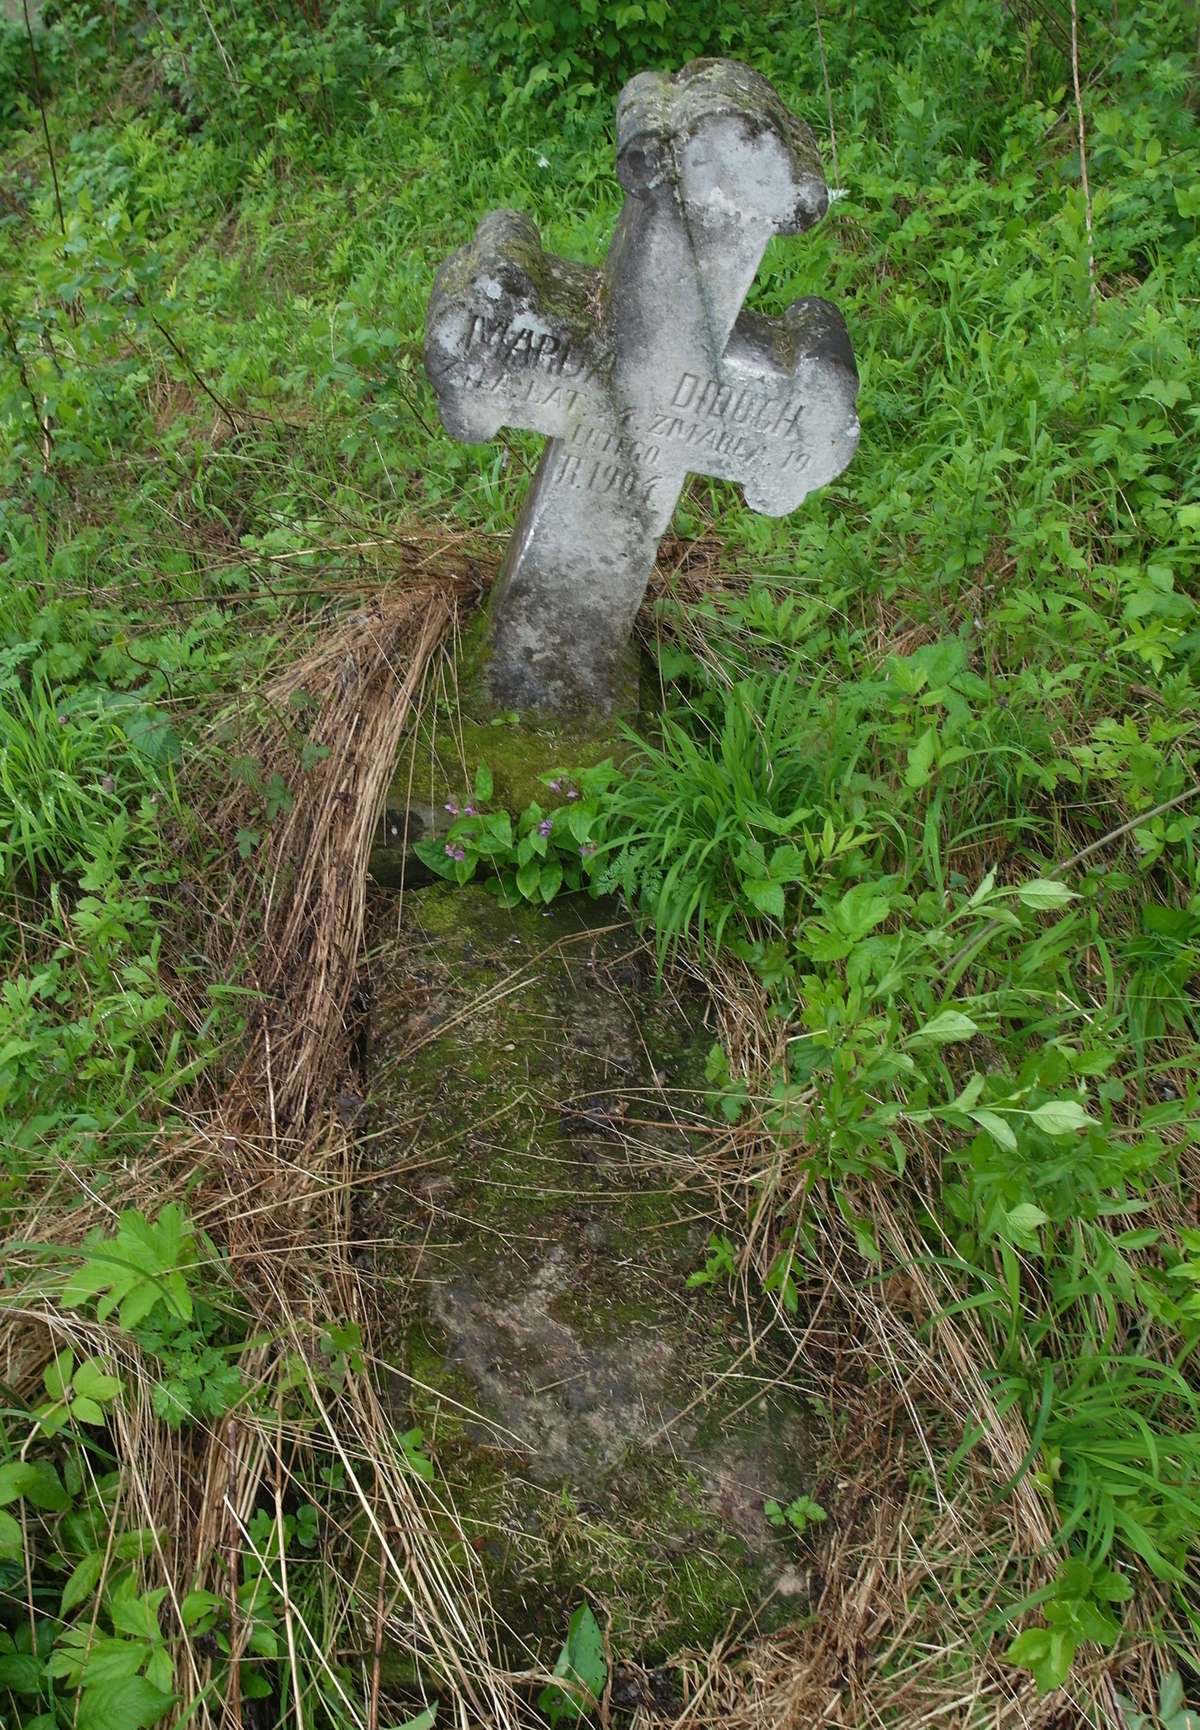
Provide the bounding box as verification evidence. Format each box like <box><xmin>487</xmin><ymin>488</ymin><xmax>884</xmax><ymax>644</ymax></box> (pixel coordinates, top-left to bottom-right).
<box><xmin>425</xmin><ymin>210</ymin><xmax>611</xmax><ymax>444</ymax></box>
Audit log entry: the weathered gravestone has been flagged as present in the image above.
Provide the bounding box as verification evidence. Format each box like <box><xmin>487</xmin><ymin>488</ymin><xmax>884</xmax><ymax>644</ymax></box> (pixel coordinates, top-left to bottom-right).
<box><xmin>425</xmin><ymin>57</ymin><xmax>860</xmax><ymax>718</ymax></box>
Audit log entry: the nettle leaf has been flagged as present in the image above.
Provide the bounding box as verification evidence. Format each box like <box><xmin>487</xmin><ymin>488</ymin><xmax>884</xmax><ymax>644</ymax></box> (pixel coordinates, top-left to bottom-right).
<box><xmin>1030</xmin><ymin>1099</ymin><xmax>1093</xmax><ymax>1136</ymax></box>
<box><xmin>181</xmin><ymin>1590</ymin><xmax>223</xmax><ymax>1632</ymax></box>
<box><xmin>108</xmin><ymin>1575</ymin><xmax>165</xmax><ymax>1641</ymax></box>
<box><xmin>833</xmin><ymin>883</ymin><xmax>892</xmax><ymax>940</ymax></box>
<box><xmin>1015</xmin><ymin>877</ymin><xmax>1078</xmax><ymax>910</ymax></box>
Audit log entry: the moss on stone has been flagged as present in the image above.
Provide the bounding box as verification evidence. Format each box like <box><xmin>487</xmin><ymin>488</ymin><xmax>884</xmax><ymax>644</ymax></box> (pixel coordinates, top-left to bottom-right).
<box><xmin>360</xmin><ymin>882</ymin><xmax>818</xmax><ymax>1675</ymax></box>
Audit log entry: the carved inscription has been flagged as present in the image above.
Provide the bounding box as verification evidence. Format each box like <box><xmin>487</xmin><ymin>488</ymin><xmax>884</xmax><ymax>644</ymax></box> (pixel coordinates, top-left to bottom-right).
<box><xmin>457</xmin><ymin>321</ymin><xmax>820</xmax><ymax>494</ymax></box>
<box><xmin>644</xmin><ymin>411</ymin><xmax>760</xmax><ymax>464</ymax></box>
<box><xmin>671</xmin><ymin>370</ymin><xmax>804</xmax><ymax>438</ymax></box>
<box><xmin>479</xmin><ymin>373</ymin><xmax>586</xmax><ymax>415</ymax></box>
<box><xmin>550</xmin><ymin>447</ymin><xmax>661</xmax><ymax>506</ymax></box>
<box><xmin>467</xmin><ymin>313</ymin><xmax>598</xmax><ymax>382</ymax></box>
<box><xmin>568</xmin><ymin>418</ymin><xmax>660</xmax><ymax>467</ymax></box>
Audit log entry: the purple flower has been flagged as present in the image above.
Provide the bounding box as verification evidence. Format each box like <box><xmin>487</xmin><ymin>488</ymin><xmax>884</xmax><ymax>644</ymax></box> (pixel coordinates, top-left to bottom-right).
<box><xmin>538</xmin><ymin>818</ymin><xmax>553</xmax><ymax>838</ymax></box>
<box><xmin>548</xmin><ymin>778</ymin><xmax>563</xmax><ymax>793</ymax></box>
<box><xmin>444</xmin><ymin>843</ymin><xmax>466</xmax><ymax>862</ymax></box>
<box><xmin>567</xmin><ymin>788</ymin><xmax>580</xmax><ymax>801</ymax></box>
<box><xmin>580</xmin><ymin>843</ymin><xmax>596</xmax><ymax>858</ymax></box>
<box><xmin>444</xmin><ymin>800</ymin><xmax>460</xmax><ymax>816</ymax></box>
<box><xmin>463</xmin><ymin>803</ymin><xmax>478</xmax><ymax>816</ymax></box>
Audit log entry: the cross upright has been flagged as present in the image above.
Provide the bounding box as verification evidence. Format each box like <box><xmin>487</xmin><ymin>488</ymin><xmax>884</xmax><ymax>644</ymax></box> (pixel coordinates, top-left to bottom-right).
<box><xmin>425</xmin><ymin>58</ymin><xmax>860</xmax><ymax>717</ymax></box>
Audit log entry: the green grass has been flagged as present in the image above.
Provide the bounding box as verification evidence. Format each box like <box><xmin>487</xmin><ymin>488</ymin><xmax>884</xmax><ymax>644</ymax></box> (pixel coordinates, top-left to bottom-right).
<box><xmin>1</xmin><ymin>0</ymin><xmax>1199</xmax><ymax>1724</ymax></box>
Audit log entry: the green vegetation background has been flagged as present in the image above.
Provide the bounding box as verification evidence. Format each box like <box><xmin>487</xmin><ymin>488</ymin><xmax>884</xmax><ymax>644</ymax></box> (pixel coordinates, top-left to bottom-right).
<box><xmin>1</xmin><ymin>0</ymin><xmax>1199</xmax><ymax>1725</ymax></box>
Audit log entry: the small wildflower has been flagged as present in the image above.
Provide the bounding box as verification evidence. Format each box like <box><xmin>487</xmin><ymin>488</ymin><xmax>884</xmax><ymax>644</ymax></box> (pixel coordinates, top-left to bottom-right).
<box><xmin>536</xmin><ymin>153</ymin><xmax>550</xmax><ymax>169</ymax></box>
<box><xmin>101</xmin><ymin>774</ymin><xmax>115</xmax><ymax>794</ymax></box>
<box><xmin>444</xmin><ymin>800</ymin><xmax>460</xmax><ymax>816</ymax></box>
<box><xmin>548</xmin><ymin>778</ymin><xmax>563</xmax><ymax>793</ymax></box>
<box><xmin>444</xmin><ymin>843</ymin><xmax>466</xmax><ymax>862</ymax></box>
<box><xmin>580</xmin><ymin>843</ymin><xmax>596</xmax><ymax>858</ymax></box>
<box><xmin>58</xmin><ymin>713</ymin><xmax>68</xmax><ymax>725</ymax></box>
<box><xmin>537</xmin><ymin>818</ymin><xmax>553</xmax><ymax>838</ymax></box>
<box><xmin>567</xmin><ymin>787</ymin><xmax>580</xmax><ymax>801</ymax></box>
<box><xmin>463</xmin><ymin>803</ymin><xmax>478</xmax><ymax>816</ymax></box>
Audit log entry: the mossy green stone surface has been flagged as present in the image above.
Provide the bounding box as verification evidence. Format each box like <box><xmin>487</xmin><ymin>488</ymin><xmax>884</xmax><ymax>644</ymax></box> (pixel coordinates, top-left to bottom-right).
<box><xmin>360</xmin><ymin>883</ymin><xmax>817</xmax><ymax>1668</ymax></box>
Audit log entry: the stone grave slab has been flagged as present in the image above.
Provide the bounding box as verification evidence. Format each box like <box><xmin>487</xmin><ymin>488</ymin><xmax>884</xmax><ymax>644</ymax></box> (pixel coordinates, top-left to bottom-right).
<box><xmin>359</xmin><ymin>885</ymin><xmax>820</xmax><ymax>1664</ymax></box>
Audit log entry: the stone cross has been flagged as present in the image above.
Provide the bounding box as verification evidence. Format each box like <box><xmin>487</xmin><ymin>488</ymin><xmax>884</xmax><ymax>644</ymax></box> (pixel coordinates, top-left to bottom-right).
<box><xmin>425</xmin><ymin>59</ymin><xmax>860</xmax><ymax>717</ymax></box>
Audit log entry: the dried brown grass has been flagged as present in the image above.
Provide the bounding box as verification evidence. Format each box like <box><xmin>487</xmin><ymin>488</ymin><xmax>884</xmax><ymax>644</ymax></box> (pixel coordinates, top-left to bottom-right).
<box><xmin>1</xmin><ymin>575</ymin><xmax>544</xmax><ymax>1730</ymax></box>
<box><xmin>617</xmin><ymin>950</ymin><xmax>1164</xmax><ymax>1730</ymax></box>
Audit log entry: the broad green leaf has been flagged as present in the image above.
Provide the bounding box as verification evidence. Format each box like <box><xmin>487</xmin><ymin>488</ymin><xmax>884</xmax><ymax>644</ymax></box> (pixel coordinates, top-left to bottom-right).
<box><xmin>144</xmin><ymin>1647</ymin><xmax>173</xmax><ymax>1695</ymax></box>
<box><xmin>950</xmin><ymin>1072</ymin><xmax>986</xmax><ymax>1112</ymax></box>
<box><xmin>539</xmin><ymin>857</ymin><xmax>563</xmax><ymax>902</ymax></box>
<box><xmin>117</xmin><ymin>1282</ymin><xmax>163</xmax><ymax>1331</ymax></box>
<box><xmin>76</xmin><ymin>1675</ymin><xmax>174</xmax><ymax>1730</ymax></box>
<box><xmin>71</xmin><ymin>1396</ymin><xmax>107</xmax><ymax>1426</ymax></box>
<box><xmin>48</xmin><ymin>1635</ymin><xmax>147</xmax><ymax>1686</ymax></box>
<box><xmin>0</xmin><ymin>1460</ymin><xmax>69</xmax><ymax>1512</ymax></box>
<box><xmin>61</xmin><ymin>1551</ymin><xmax>105</xmax><ymax>1613</ymax></box>
<box><xmin>833</xmin><ymin>883</ymin><xmax>892</xmax><ymax>939</ymax></box>
<box><xmin>967</xmin><ymin>868</ymin><xmax>997</xmax><ymax>907</ymax></box>
<box><xmin>905</xmin><ymin>727</ymin><xmax>936</xmax><ymax>788</ymax></box>
<box><xmin>1030</xmin><ymin>1099</ymin><xmax>1093</xmax><ymax>1136</ymax></box>
<box><xmin>0</xmin><ymin>1652</ymin><xmax>44</xmax><ymax>1694</ymax></box>
<box><xmin>969</xmin><ymin>1109</ymin><xmax>1018</xmax><ymax>1152</ymax></box>
<box><xmin>391</xmin><ymin>1708</ymin><xmax>437</xmax><ymax>1730</ymax></box>
<box><xmin>564</xmin><ymin>1602</ymin><xmax>606</xmax><ymax>1699</ymax></box>
<box><xmin>1005</xmin><ymin>1203</ymin><xmax>1049</xmax><ymax>1243</ymax></box>
<box><xmin>1159</xmin><ymin>1671</ymin><xmax>1185</xmax><ymax>1722</ymax></box>
<box><xmin>181</xmin><ymin>1590</ymin><xmax>223</xmax><ymax>1630</ymax></box>
<box><xmin>913</xmin><ymin>1010</ymin><xmax>979</xmax><ymax>1045</ymax></box>
<box><xmin>1015</xmin><ymin>877</ymin><xmax>1077</xmax><ymax>910</ymax></box>
<box><xmin>1006</xmin><ymin>1624</ymin><xmax>1074</xmax><ymax>1693</ymax></box>
<box><xmin>73</xmin><ymin>1359</ymin><xmax>122</xmax><ymax>1403</ymax></box>
<box><xmin>538</xmin><ymin>1602</ymin><xmax>606</xmax><ymax>1722</ymax></box>
<box><xmin>399</xmin><ymin>1427</ymin><xmax>435</xmax><ymax>1482</ymax></box>
<box><xmin>743</xmin><ymin>878</ymin><xmax>785</xmax><ymax>919</ymax></box>
<box><xmin>109</xmin><ymin>1576</ymin><xmax>165</xmax><ymax>1641</ymax></box>
<box><xmin>0</xmin><ymin>1508</ymin><xmax>22</xmax><ymax>1559</ymax></box>
<box><xmin>43</xmin><ymin>1350</ymin><xmax>74</xmax><ymax>1401</ymax></box>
